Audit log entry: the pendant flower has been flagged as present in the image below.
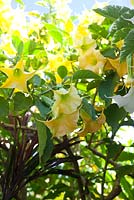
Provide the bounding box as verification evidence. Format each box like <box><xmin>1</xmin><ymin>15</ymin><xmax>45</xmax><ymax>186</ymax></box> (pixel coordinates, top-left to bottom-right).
<box><xmin>0</xmin><ymin>60</ymin><xmax>35</xmax><ymax>92</ymax></box>
<box><xmin>79</xmin><ymin>110</ymin><xmax>106</xmax><ymax>137</ymax></box>
<box><xmin>44</xmin><ymin>110</ymin><xmax>79</xmax><ymax>137</ymax></box>
<box><xmin>112</xmin><ymin>87</ymin><xmax>134</xmax><ymax>113</ymax></box>
<box><xmin>107</xmin><ymin>58</ymin><xmax>127</xmax><ymax>78</ymax></box>
<box><xmin>52</xmin><ymin>85</ymin><xmax>82</xmax><ymax>117</ymax></box>
<box><xmin>44</xmin><ymin>85</ymin><xmax>82</xmax><ymax>137</ymax></box>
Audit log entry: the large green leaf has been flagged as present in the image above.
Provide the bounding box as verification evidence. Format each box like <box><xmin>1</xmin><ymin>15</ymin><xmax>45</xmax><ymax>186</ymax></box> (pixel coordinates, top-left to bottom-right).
<box><xmin>13</xmin><ymin>92</ymin><xmax>33</xmax><ymax>113</ymax></box>
<box><xmin>98</xmin><ymin>72</ymin><xmax>119</xmax><ymax>105</ymax></box>
<box><xmin>94</xmin><ymin>5</ymin><xmax>130</xmax><ymax>21</ymax></box>
<box><xmin>120</xmin><ymin>29</ymin><xmax>134</xmax><ymax>61</ymax></box>
<box><xmin>109</xmin><ymin>17</ymin><xmax>133</xmax><ymax>37</ymax></box>
<box><xmin>112</xmin><ymin>28</ymin><xmax>131</xmax><ymax>43</ymax></box>
<box><xmin>104</xmin><ymin>104</ymin><xmax>126</xmax><ymax>135</ymax></box>
<box><xmin>73</xmin><ymin>70</ymin><xmax>101</xmax><ymax>80</ymax></box>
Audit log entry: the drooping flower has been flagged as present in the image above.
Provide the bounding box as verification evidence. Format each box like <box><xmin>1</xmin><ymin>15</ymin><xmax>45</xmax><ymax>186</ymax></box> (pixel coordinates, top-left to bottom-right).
<box><xmin>79</xmin><ymin>110</ymin><xmax>106</xmax><ymax>137</ymax></box>
<box><xmin>0</xmin><ymin>60</ymin><xmax>35</xmax><ymax>92</ymax></box>
<box><xmin>112</xmin><ymin>87</ymin><xmax>134</xmax><ymax>113</ymax></box>
<box><xmin>44</xmin><ymin>110</ymin><xmax>79</xmax><ymax>137</ymax></box>
<box><xmin>78</xmin><ymin>48</ymin><xmax>106</xmax><ymax>74</ymax></box>
<box><xmin>52</xmin><ymin>85</ymin><xmax>82</xmax><ymax>117</ymax></box>
<box><xmin>108</xmin><ymin>58</ymin><xmax>127</xmax><ymax>77</ymax></box>
<box><xmin>44</xmin><ymin>85</ymin><xmax>82</xmax><ymax>137</ymax></box>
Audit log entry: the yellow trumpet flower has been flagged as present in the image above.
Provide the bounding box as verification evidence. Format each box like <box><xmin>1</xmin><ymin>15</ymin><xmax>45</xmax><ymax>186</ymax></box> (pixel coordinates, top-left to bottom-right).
<box><xmin>44</xmin><ymin>110</ymin><xmax>79</xmax><ymax>137</ymax></box>
<box><xmin>0</xmin><ymin>60</ymin><xmax>35</xmax><ymax>92</ymax></box>
<box><xmin>52</xmin><ymin>85</ymin><xmax>82</xmax><ymax>117</ymax></box>
<box><xmin>79</xmin><ymin>110</ymin><xmax>106</xmax><ymax>137</ymax></box>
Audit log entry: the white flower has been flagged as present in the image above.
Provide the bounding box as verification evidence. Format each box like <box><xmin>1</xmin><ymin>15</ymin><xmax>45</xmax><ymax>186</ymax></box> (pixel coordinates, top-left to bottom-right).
<box><xmin>113</xmin><ymin>87</ymin><xmax>134</xmax><ymax>113</ymax></box>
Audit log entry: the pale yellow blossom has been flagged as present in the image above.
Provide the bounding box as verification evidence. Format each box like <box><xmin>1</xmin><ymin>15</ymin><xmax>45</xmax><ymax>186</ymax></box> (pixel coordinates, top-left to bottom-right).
<box><xmin>52</xmin><ymin>85</ymin><xmax>82</xmax><ymax>117</ymax></box>
<box><xmin>79</xmin><ymin>110</ymin><xmax>106</xmax><ymax>137</ymax></box>
<box><xmin>108</xmin><ymin>58</ymin><xmax>127</xmax><ymax>77</ymax></box>
<box><xmin>79</xmin><ymin>48</ymin><xmax>106</xmax><ymax>74</ymax></box>
<box><xmin>44</xmin><ymin>110</ymin><xmax>79</xmax><ymax>137</ymax></box>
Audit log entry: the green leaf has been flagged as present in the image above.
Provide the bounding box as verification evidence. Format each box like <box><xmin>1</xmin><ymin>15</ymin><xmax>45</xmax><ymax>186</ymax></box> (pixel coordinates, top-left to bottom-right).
<box><xmin>107</xmin><ymin>141</ymin><xmax>122</xmax><ymax>159</ymax></box>
<box><xmin>41</xmin><ymin>96</ymin><xmax>53</xmax><ymax>107</ymax></box>
<box><xmin>57</xmin><ymin>65</ymin><xmax>68</xmax><ymax>79</ymax></box>
<box><xmin>13</xmin><ymin>92</ymin><xmax>33</xmax><ymax>113</ymax></box>
<box><xmin>109</xmin><ymin>17</ymin><xmax>133</xmax><ymax>38</ymax></box>
<box><xmin>0</xmin><ymin>96</ymin><xmax>9</xmax><ymax>118</ymax></box>
<box><xmin>117</xmin><ymin>151</ymin><xmax>134</xmax><ymax>162</ymax></box>
<box><xmin>31</xmin><ymin>75</ymin><xmax>42</xmax><ymax>87</ymax></box>
<box><xmin>104</xmin><ymin>104</ymin><xmax>126</xmax><ymax>135</ymax></box>
<box><xmin>73</xmin><ymin>70</ymin><xmax>101</xmax><ymax>80</ymax></box>
<box><xmin>81</xmin><ymin>98</ymin><xmax>96</xmax><ymax>120</ymax></box>
<box><xmin>35</xmin><ymin>99</ymin><xmax>50</xmax><ymax>118</ymax></box>
<box><xmin>98</xmin><ymin>72</ymin><xmax>119</xmax><ymax>105</ymax></box>
<box><xmin>116</xmin><ymin>165</ymin><xmax>134</xmax><ymax>177</ymax></box>
<box><xmin>121</xmin><ymin>177</ymin><xmax>134</xmax><ymax>200</ymax></box>
<box><xmin>36</xmin><ymin>120</ymin><xmax>47</xmax><ymax>163</ymax></box>
<box><xmin>88</xmin><ymin>23</ymin><xmax>108</xmax><ymax>39</ymax></box>
<box><xmin>45</xmin><ymin>72</ymin><xmax>56</xmax><ymax>83</ymax></box>
<box><xmin>87</xmin><ymin>80</ymin><xmax>101</xmax><ymax>91</ymax></box>
<box><xmin>120</xmin><ymin>29</ymin><xmax>134</xmax><ymax>61</ymax></box>
<box><xmin>23</xmin><ymin>40</ymin><xmax>44</xmax><ymax>56</ymax></box>
<box><xmin>101</xmin><ymin>47</ymin><xmax>117</xmax><ymax>58</ymax></box>
<box><xmin>42</xmin><ymin>127</ymin><xmax>53</xmax><ymax>163</ymax></box>
<box><xmin>45</xmin><ymin>23</ymin><xmax>63</xmax><ymax>44</ymax></box>
<box><xmin>12</xmin><ymin>35</ymin><xmax>23</xmax><ymax>56</ymax></box>
<box><xmin>112</xmin><ymin>28</ymin><xmax>131</xmax><ymax>43</ymax></box>
<box><xmin>94</xmin><ymin>5</ymin><xmax>130</xmax><ymax>21</ymax></box>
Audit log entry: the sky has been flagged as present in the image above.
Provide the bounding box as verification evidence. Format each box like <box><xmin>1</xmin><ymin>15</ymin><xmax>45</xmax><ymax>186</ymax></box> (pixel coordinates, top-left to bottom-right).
<box><xmin>13</xmin><ymin>0</ymin><xmax>131</xmax><ymax>13</ymax></box>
